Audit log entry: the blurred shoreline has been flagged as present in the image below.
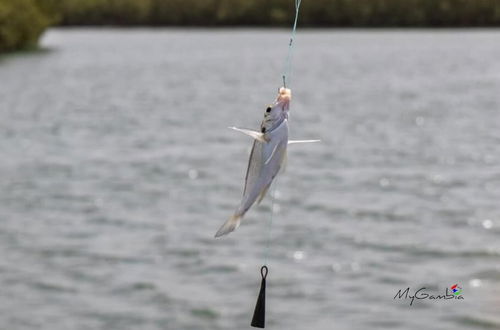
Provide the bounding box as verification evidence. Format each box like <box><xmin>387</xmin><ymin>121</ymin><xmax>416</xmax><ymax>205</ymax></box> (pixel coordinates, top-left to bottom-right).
<box><xmin>2</xmin><ymin>0</ymin><xmax>500</xmax><ymax>53</ymax></box>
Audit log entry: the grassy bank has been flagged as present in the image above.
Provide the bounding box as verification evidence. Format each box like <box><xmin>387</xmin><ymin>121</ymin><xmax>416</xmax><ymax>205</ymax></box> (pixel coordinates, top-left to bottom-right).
<box><xmin>2</xmin><ymin>0</ymin><xmax>500</xmax><ymax>52</ymax></box>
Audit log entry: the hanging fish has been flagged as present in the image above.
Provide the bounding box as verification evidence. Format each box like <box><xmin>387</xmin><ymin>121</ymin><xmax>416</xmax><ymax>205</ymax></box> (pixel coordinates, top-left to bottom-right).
<box><xmin>215</xmin><ymin>87</ymin><xmax>318</xmax><ymax>238</ymax></box>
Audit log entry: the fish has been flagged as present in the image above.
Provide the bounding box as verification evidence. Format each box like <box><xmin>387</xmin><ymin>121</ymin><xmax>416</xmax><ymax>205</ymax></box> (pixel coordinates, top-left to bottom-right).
<box><xmin>214</xmin><ymin>87</ymin><xmax>319</xmax><ymax>238</ymax></box>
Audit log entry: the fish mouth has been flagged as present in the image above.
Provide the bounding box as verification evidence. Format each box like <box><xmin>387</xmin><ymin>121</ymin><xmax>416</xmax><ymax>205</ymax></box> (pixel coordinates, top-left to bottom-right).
<box><xmin>277</xmin><ymin>87</ymin><xmax>291</xmax><ymax>110</ymax></box>
<box><xmin>278</xmin><ymin>87</ymin><xmax>291</xmax><ymax>101</ymax></box>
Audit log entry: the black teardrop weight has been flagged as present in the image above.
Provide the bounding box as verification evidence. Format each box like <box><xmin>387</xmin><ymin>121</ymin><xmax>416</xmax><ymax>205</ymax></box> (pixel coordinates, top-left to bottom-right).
<box><xmin>251</xmin><ymin>265</ymin><xmax>268</xmax><ymax>328</ymax></box>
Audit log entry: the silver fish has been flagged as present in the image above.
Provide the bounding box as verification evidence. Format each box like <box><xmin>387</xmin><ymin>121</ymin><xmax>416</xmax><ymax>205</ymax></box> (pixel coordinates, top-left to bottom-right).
<box><xmin>215</xmin><ymin>87</ymin><xmax>319</xmax><ymax>238</ymax></box>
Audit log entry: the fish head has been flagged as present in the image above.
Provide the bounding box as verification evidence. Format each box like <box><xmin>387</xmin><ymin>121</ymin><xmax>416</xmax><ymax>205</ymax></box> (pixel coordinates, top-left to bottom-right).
<box><xmin>261</xmin><ymin>87</ymin><xmax>291</xmax><ymax>133</ymax></box>
<box><xmin>264</xmin><ymin>87</ymin><xmax>291</xmax><ymax>120</ymax></box>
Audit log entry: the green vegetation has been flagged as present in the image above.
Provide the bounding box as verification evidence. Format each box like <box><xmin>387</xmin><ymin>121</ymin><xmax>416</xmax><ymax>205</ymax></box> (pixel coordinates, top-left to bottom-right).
<box><xmin>56</xmin><ymin>0</ymin><xmax>500</xmax><ymax>27</ymax></box>
<box><xmin>0</xmin><ymin>0</ymin><xmax>57</xmax><ymax>52</ymax></box>
<box><xmin>2</xmin><ymin>0</ymin><xmax>500</xmax><ymax>52</ymax></box>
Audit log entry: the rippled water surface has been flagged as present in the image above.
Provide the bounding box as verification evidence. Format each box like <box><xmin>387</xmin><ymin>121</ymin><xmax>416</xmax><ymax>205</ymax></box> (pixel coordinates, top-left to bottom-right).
<box><xmin>1</xmin><ymin>28</ymin><xmax>500</xmax><ymax>330</ymax></box>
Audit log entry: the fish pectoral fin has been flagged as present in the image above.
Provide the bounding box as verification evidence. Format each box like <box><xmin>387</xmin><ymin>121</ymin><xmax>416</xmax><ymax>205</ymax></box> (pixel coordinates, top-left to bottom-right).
<box><xmin>229</xmin><ymin>127</ymin><xmax>267</xmax><ymax>143</ymax></box>
<box><xmin>257</xmin><ymin>184</ymin><xmax>272</xmax><ymax>204</ymax></box>
<box><xmin>264</xmin><ymin>143</ymin><xmax>280</xmax><ymax>165</ymax></box>
<box><xmin>288</xmin><ymin>139</ymin><xmax>321</xmax><ymax>145</ymax></box>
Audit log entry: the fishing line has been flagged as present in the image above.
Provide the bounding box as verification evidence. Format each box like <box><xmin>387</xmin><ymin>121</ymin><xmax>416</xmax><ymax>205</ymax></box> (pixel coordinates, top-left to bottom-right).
<box><xmin>282</xmin><ymin>0</ymin><xmax>302</xmax><ymax>89</ymax></box>
<box><xmin>252</xmin><ymin>1</ymin><xmax>303</xmax><ymax>328</ymax></box>
<box><xmin>263</xmin><ymin>178</ymin><xmax>279</xmax><ymax>267</ymax></box>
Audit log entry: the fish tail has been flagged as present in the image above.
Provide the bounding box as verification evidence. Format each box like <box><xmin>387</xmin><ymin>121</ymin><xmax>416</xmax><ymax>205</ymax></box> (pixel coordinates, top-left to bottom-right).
<box><xmin>214</xmin><ymin>214</ymin><xmax>241</xmax><ymax>238</ymax></box>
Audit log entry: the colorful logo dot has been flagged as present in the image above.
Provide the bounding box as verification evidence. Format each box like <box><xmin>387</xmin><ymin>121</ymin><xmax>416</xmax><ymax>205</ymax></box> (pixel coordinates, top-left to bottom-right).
<box><xmin>450</xmin><ymin>284</ymin><xmax>462</xmax><ymax>296</ymax></box>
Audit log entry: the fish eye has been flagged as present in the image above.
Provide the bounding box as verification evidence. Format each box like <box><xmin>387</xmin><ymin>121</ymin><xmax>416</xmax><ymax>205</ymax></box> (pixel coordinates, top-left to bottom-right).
<box><xmin>266</xmin><ymin>107</ymin><xmax>272</xmax><ymax>113</ymax></box>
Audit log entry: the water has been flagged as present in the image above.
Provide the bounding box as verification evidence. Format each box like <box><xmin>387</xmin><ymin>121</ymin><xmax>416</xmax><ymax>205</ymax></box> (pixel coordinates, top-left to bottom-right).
<box><xmin>1</xmin><ymin>28</ymin><xmax>500</xmax><ymax>330</ymax></box>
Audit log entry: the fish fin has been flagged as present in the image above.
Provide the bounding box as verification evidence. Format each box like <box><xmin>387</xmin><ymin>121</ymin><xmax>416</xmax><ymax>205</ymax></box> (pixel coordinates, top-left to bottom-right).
<box><xmin>229</xmin><ymin>127</ymin><xmax>267</xmax><ymax>143</ymax></box>
<box><xmin>288</xmin><ymin>139</ymin><xmax>321</xmax><ymax>144</ymax></box>
<box><xmin>264</xmin><ymin>143</ymin><xmax>280</xmax><ymax>165</ymax></box>
<box><xmin>214</xmin><ymin>214</ymin><xmax>241</xmax><ymax>238</ymax></box>
<box><xmin>257</xmin><ymin>184</ymin><xmax>271</xmax><ymax>204</ymax></box>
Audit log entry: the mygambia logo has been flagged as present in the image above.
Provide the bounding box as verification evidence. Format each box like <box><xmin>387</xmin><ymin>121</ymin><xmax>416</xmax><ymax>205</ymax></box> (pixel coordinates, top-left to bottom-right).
<box><xmin>394</xmin><ymin>284</ymin><xmax>464</xmax><ymax>306</ymax></box>
<box><xmin>450</xmin><ymin>284</ymin><xmax>462</xmax><ymax>296</ymax></box>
